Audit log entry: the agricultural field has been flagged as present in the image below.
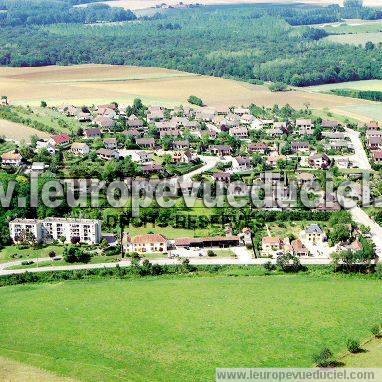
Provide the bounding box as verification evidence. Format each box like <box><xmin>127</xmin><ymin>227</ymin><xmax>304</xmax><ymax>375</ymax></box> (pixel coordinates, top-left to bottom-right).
<box><xmin>101</xmin><ymin>1</ymin><xmax>381</xmax><ymax>11</ymax></box>
<box><xmin>0</xmin><ymin>64</ymin><xmax>376</xmax><ymax>113</ymax></box>
<box><xmin>324</xmin><ymin>32</ymin><xmax>382</xmax><ymax>46</ymax></box>
<box><xmin>0</xmin><ymin>275</ymin><xmax>380</xmax><ymax>381</ymax></box>
<box><xmin>0</xmin><ymin>119</ymin><xmax>49</xmax><ymax>143</ymax></box>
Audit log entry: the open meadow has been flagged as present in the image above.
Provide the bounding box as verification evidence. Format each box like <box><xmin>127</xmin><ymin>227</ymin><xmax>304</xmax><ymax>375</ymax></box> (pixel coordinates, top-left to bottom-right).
<box><xmin>0</xmin><ymin>274</ymin><xmax>380</xmax><ymax>381</ymax></box>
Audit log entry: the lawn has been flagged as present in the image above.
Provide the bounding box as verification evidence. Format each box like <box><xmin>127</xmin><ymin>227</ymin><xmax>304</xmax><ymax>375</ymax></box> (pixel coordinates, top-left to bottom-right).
<box><xmin>0</xmin><ymin>245</ymin><xmax>64</xmax><ymax>264</ymax></box>
<box><xmin>125</xmin><ymin>224</ymin><xmax>222</xmax><ymax>239</ymax></box>
<box><xmin>0</xmin><ymin>275</ymin><xmax>380</xmax><ymax>381</ymax></box>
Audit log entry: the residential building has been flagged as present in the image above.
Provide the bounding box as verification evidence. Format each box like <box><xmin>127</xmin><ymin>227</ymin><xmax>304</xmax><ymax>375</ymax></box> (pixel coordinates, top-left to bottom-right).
<box><xmin>291</xmin><ymin>141</ymin><xmax>309</xmax><ymax>153</ymax></box>
<box><xmin>84</xmin><ymin>128</ymin><xmax>102</xmax><ymax>139</ymax></box>
<box><xmin>97</xmin><ymin>148</ymin><xmax>119</xmax><ymax>161</ymax></box>
<box><xmin>308</xmin><ymin>153</ymin><xmax>331</xmax><ymax>169</ymax></box>
<box><xmin>104</xmin><ymin>138</ymin><xmax>117</xmax><ymax>150</ymax></box>
<box><xmin>70</xmin><ymin>142</ymin><xmax>90</xmax><ymax>156</ymax></box>
<box><xmin>209</xmin><ymin>145</ymin><xmax>232</xmax><ymax>156</ymax></box>
<box><xmin>49</xmin><ymin>134</ymin><xmax>71</xmax><ymax>147</ymax></box>
<box><xmin>136</xmin><ymin>138</ymin><xmax>155</xmax><ymax>149</ymax></box>
<box><xmin>296</xmin><ymin>119</ymin><xmax>314</xmax><ymax>136</ymax></box>
<box><xmin>124</xmin><ymin>233</ymin><xmax>168</xmax><ymax>253</ymax></box>
<box><xmin>302</xmin><ymin>224</ymin><xmax>325</xmax><ymax>244</ymax></box>
<box><xmin>1</xmin><ymin>151</ymin><xmax>22</xmax><ymax>166</ymax></box>
<box><xmin>229</xmin><ymin>126</ymin><xmax>248</xmax><ymax>139</ymax></box>
<box><xmin>9</xmin><ymin>218</ymin><xmax>102</xmax><ymax>244</ymax></box>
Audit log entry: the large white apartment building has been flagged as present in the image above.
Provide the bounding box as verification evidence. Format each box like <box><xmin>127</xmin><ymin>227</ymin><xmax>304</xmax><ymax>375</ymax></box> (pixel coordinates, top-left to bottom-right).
<box><xmin>9</xmin><ymin>218</ymin><xmax>102</xmax><ymax>245</ymax></box>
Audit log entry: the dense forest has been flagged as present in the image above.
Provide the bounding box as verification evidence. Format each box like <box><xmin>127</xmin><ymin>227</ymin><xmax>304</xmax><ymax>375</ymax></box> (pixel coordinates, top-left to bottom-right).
<box><xmin>0</xmin><ymin>0</ymin><xmax>136</xmax><ymax>26</ymax></box>
<box><xmin>0</xmin><ymin>1</ymin><xmax>381</xmax><ymax>86</ymax></box>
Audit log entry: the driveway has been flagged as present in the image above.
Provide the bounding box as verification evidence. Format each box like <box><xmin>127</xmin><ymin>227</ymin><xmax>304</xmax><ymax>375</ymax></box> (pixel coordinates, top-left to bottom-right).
<box><xmin>350</xmin><ymin>206</ymin><xmax>382</xmax><ymax>256</ymax></box>
<box><xmin>344</xmin><ymin>127</ymin><xmax>371</xmax><ymax>170</ymax></box>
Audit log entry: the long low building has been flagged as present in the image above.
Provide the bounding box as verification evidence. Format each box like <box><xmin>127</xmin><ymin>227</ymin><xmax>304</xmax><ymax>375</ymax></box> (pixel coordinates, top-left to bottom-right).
<box><xmin>9</xmin><ymin>218</ymin><xmax>102</xmax><ymax>244</ymax></box>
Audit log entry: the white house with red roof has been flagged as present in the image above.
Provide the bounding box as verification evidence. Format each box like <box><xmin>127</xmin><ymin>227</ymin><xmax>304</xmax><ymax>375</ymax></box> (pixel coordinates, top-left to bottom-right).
<box><xmin>48</xmin><ymin>134</ymin><xmax>71</xmax><ymax>147</ymax></box>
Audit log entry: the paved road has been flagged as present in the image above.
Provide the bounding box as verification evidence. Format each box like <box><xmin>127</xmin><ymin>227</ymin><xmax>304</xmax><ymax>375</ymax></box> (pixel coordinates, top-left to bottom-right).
<box><xmin>180</xmin><ymin>155</ymin><xmax>222</xmax><ymax>182</ymax></box>
<box><xmin>0</xmin><ymin>254</ymin><xmax>334</xmax><ymax>276</ymax></box>
<box><xmin>350</xmin><ymin>206</ymin><xmax>382</xmax><ymax>256</ymax></box>
<box><xmin>344</xmin><ymin>127</ymin><xmax>371</xmax><ymax>171</ymax></box>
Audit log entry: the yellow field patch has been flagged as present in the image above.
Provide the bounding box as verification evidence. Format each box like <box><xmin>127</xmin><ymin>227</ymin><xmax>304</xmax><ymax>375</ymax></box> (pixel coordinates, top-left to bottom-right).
<box><xmin>0</xmin><ymin>64</ymin><xmax>376</xmax><ymax>112</ymax></box>
<box><xmin>0</xmin><ymin>119</ymin><xmax>49</xmax><ymax>143</ymax></box>
<box><xmin>0</xmin><ymin>356</ymin><xmax>76</xmax><ymax>382</ymax></box>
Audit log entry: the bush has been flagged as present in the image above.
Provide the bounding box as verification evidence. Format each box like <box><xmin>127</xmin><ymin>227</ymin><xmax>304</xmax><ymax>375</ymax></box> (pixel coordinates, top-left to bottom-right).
<box><xmin>346</xmin><ymin>338</ymin><xmax>360</xmax><ymax>353</ymax></box>
<box><xmin>371</xmin><ymin>324</ymin><xmax>381</xmax><ymax>337</ymax></box>
<box><xmin>375</xmin><ymin>263</ymin><xmax>382</xmax><ymax>278</ymax></box>
<box><xmin>263</xmin><ymin>261</ymin><xmax>276</xmax><ymax>271</ymax></box>
<box><xmin>48</xmin><ymin>251</ymin><xmax>56</xmax><ymax>258</ymax></box>
<box><xmin>207</xmin><ymin>250</ymin><xmax>216</xmax><ymax>257</ymax></box>
<box><xmin>188</xmin><ymin>95</ymin><xmax>204</xmax><ymax>107</ymax></box>
<box><xmin>21</xmin><ymin>260</ymin><xmax>34</xmax><ymax>266</ymax></box>
<box><xmin>312</xmin><ymin>347</ymin><xmax>335</xmax><ymax>367</ymax></box>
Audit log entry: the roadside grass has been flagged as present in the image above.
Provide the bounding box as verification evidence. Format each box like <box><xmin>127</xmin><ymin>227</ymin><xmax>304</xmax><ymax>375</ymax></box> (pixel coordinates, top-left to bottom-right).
<box><xmin>0</xmin><ymin>245</ymin><xmax>64</xmax><ymax>264</ymax></box>
<box><xmin>342</xmin><ymin>338</ymin><xmax>382</xmax><ymax>367</ymax></box>
<box><xmin>0</xmin><ymin>275</ymin><xmax>380</xmax><ymax>381</ymax></box>
<box><xmin>6</xmin><ymin>255</ymin><xmax>120</xmax><ymax>270</ymax></box>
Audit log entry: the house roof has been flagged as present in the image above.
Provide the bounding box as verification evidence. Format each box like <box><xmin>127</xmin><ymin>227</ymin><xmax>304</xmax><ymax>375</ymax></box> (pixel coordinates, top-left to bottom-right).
<box><xmin>305</xmin><ymin>224</ymin><xmax>323</xmax><ymax>234</ymax></box>
<box><xmin>131</xmin><ymin>233</ymin><xmax>167</xmax><ymax>244</ymax></box>
<box><xmin>1</xmin><ymin>151</ymin><xmax>22</xmax><ymax>160</ymax></box>
<box><xmin>136</xmin><ymin>138</ymin><xmax>155</xmax><ymax>145</ymax></box>
<box><xmin>85</xmin><ymin>128</ymin><xmax>101</xmax><ymax>136</ymax></box>
<box><xmin>71</xmin><ymin>142</ymin><xmax>88</xmax><ymax>149</ymax></box>
<box><xmin>51</xmin><ymin>134</ymin><xmax>70</xmax><ymax>145</ymax></box>
<box><xmin>262</xmin><ymin>236</ymin><xmax>282</xmax><ymax>245</ymax></box>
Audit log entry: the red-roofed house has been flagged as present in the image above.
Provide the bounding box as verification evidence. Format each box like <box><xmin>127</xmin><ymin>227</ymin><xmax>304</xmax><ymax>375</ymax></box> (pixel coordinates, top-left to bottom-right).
<box><xmin>49</xmin><ymin>134</ymin><xmax>71</xmax><ymax>147</ymax></box>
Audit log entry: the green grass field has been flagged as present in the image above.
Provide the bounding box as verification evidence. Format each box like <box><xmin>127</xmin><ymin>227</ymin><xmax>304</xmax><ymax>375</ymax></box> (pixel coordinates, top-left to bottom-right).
<box><xmin>125</xmin><ymin>224</ymin><xmax>224</xmax><ymax>239</ymax></box>
<box><xmin>0</xmin><ymin>245</ymin><xmax>64</xmax><ymax>263</ymax></box>
<box><xmin>0</xmin><ymin>275</ymin><xmax>380</xmax><ymax>381</ymax></box>
<box><xmin>306</xmin><ymin>80</ymin><xmax>382</xmax><ymax>93</ymax></box>
<box><xmin>324</xmin><ymin>21</ymin><xmax>382</xmax><ymax>35</ymax></box>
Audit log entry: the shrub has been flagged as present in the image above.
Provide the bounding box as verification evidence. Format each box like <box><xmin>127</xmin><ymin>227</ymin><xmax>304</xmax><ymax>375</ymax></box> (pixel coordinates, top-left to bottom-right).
<box><xmin>346</xmin><ymin>338</ymin><xmax>360</xmax><ymax>353</ymax></box>
<box><xmin>312</xmin><ymin>347</ymin><xmax>335</xmax><ymax>367</ymax></box>
<box><xmin>188</xmin><ymin>95</ymin><xmax>204</xmax><ymax>107</ymax></box>
<box><xmin>48</xmin><ymin>251</ymin><xmax>56</xmax><ymax>258</ymax></box>
<box><xmin>207</xmin><ymin>250</ymin><xmax>216</xmax><ymax>257</ymax></box>
<box><xmin>371</xmin><ymin>324</ymin><xmax>381</xmax><ymax>337</ymax></box>
<box><xmin>21</xmin><ymin>260</ymin><xmax>34</xmax><ymax>266</ymax></box>
<box><xmin>375</xmin><ymin>263</ymin><xmax>382</xmax><ymax>278</ymax></box>
<box><xmin>263</xmin><ymin>261</ymin><xmax>276</xmax><ymax>271</ymax></box>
